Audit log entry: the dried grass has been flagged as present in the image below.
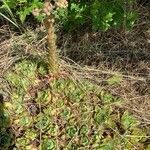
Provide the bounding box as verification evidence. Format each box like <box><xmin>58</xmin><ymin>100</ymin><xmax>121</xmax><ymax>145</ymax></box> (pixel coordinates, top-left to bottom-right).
<box><xmin>58</xmin><ymin>4</ymin><xmax>150</xmax><ymax>125</ymax></box>
<box><xmin>0</xmin><ymin>5</ymin><xmax>149</xmax><ymax>125</ymax></box>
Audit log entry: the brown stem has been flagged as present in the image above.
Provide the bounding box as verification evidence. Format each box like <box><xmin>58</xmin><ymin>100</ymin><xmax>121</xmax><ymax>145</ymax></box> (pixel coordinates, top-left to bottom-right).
<box><xmin>44</xmin><ymin>16</ymin><xmax>59</xmax><ymax>75</ymax></box>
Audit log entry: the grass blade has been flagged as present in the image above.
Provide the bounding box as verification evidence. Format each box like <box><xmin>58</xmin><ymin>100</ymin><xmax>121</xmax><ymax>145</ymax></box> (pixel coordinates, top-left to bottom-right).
<box><xmin>0</xmin><ymin>12</ymin><xmax>19</xmax><ymax>28</ymax></box>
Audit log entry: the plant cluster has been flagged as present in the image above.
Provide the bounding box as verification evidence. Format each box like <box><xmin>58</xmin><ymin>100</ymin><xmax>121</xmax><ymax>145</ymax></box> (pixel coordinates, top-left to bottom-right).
<box><xmin>64</xmin><ymin>0</ymin><xmax>137</xmax><ymax>31</ymax></box>
<box><xmin>0</xmin><ymin>0</ymin><xmax>137</xmax><ymax>31</ymax></box>
<box><xmin>0</xmin><ymin>59</ymin><xmax>149</xmax><ymax>149</ymax></box>
<box><xmin>0</xmin><ymin>0</ymin><xmax>44</xmax><ymax>28</ymax></box>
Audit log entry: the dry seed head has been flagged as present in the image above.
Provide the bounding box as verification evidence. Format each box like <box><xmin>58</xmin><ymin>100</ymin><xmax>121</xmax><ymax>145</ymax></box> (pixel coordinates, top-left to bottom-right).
<box><xmin>44</xmin><ymin>1</ymin><xmax>50</xmax><ymax>8</ymax></box>
<box><xmin>47</xmin><ymin>18</ymin><xmax>55</xmax><ymax>24</ymax></box>
<box><xmin>43</xmin><ymin>0</ymin><xmax>68</xmax><ymax>16</ymax></box>
<box><xmin>43</xmin><ymin>1</ymin><xmax>53</xmax><ymax>16</ymax></box>
<box><xmin>32</xmin><ymin>8</ymin><xmax>41</xmax><ymax>16</ymax></box>
<box><xmin>55</xmin><ymin>0</ymin><xmax>68</xmax><ymax>8</ymax></box>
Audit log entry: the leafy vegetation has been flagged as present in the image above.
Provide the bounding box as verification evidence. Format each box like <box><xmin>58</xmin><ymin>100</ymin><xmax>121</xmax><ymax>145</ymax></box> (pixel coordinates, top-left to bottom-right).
<box><xmin>0</xmin><ymin>59</ymin><xmax>149</xmax><ymax>149</ymax></box>
<box><xmin>0</xmin><ymin>0</ymin><xmax>43</xmax><ymax>27</ymax></box>
<box><xmin>65</xmin><ymin>0</ymin><xmax>137</xmax><ymax>31</ymax></box>
<box><xmin>0</xmin><ymin>0</ymin><xmax>137</xmax><ymax>31</ymax></box>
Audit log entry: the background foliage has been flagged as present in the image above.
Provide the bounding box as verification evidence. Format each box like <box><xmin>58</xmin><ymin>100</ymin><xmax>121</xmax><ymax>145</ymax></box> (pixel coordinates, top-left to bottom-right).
<box><xmin>0</xmin><ymin>0</ymin><xmax>137</xmax><ymax>31</ymax></box>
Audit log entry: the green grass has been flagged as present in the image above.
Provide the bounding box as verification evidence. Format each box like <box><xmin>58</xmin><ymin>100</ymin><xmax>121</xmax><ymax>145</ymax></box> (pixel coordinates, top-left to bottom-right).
<box><xmin>0</xmin><ymin>59</ymin><xmax>149</xmax><ymax>150</ymax></box>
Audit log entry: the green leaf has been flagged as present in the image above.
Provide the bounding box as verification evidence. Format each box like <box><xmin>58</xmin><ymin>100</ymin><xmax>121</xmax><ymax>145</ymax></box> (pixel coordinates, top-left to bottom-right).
<box><xmin>42</xmin><ymin>139</ymin><xmax>55</xmax><ymax>150</ymax></box>
<box><xmin>99</xmin><ymin>141</ymin><xmax>114</xmax><ymax>150</ymax></box>
<box><xmin>61</xmin><ymin>107</ymin><xmax>71</xmax><ymax>119</ymax></box>
<box><xmin>129</xmin><ymin>127</ymin><xmax>148</xmax><ymax>143</ymax></box>
<box><xmin>67</xmin><ymin>126</ymin><xmax>77</xmax><ymax>138</ymax></box>
<box><xmin>66</xmin><ymin>143</ymin><xmax>78</xmax><ymax>150</ymax></box>
<box><xmin>104</xmin><ymin>12</ymin><xmax>114</xmax><ymax>22</ymax></box>
<box><xmin>69</xmin><ymin>88</ymin><xmax>84</xmax><ymax>103</ymax></box>
<box><xmin>47</xmin><ymin>125</ymin><xmax>57</xmax><ymax>137</ymax></box>
<box><xmin>107</xmin><ymin>75</ymin><xmax>123</xmax><ymax>85</ymax></box>
<box><xmin>79</xmin><ymin>125</ymin><xmax>88</xmax><ymax>135</ymax></box>
<box><xmin>37</xmin><ymin>91</ymin><xmax>49</xmax><ymax>103</ymax></box>
<box><xmin>1</xmin><ymin>0</ymin><xmax>19</xmax><ymax>23</ymax></box>
<box><xmin>126</xmin><ymin>12</ymin><xmax>137</xmax><ymax>30</ymax></box>
<box><xmin>16</xmin><ymin>137</ymin><xmax>29</xmax><ymax>148</ymax></box>
<box><xmin>0</xmin><ymin>12</ymin><xmax>19</xmax><ymax>28</ymax></box>
<box><xmin>19</xmin><ymin>116</ymin><xmax>31</xmax><ymax>127</ymax></box>
<box><xmin>15</xmin><ymin>60</ymin><xmax>37</xmax><ymax>77</ymax></box>
<box><xmin>25</xmin><ymin>129</ymin><xmax>37</xmax><ymax>140</ymax></box>
<box><xmin>101</xmin><ymin>92</ymin><xmax>114</xmax><ymax>104</ymax></box>
<box><xmin>14</xmin><ymin>103</ymin><xmax>24</xmax><ymax>114</ymax></box>
<box><xmin>36</xmin><ymin>114</ymin><xmax>50</xmax><ymax>130</ymax></box>
<box><xmin>121</xmin><ymin>111</ymin><xmax>139</xmax><ymax>129</ymax></box>
<box><xmin>38</xmin><ymin>65</ymin><xmax>48</xmax><ymax>76</ymax></box>
<box><xmin>0</xmin><ymin>130</ymin><xmax>12</xmax><ymax>149</ymax></box>
<box><xmin>0</xmin><ymin>111</ymin><xmax>10</xmax><ymax>128</ymax></box>
<box><xmin>94</xmin><ymin>107</ymin><xmax>110</xmax><ymax>124</ymax></box>
<box><xmin>81</xmin><ymin>136</ymin><xmax>89</xmax><ymax>145</ymax></box>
